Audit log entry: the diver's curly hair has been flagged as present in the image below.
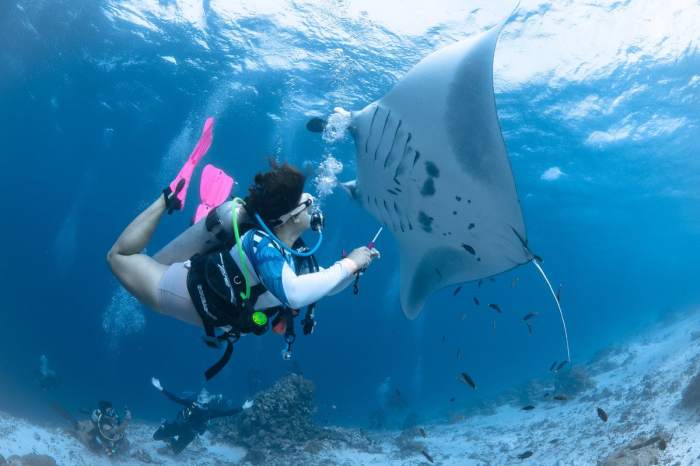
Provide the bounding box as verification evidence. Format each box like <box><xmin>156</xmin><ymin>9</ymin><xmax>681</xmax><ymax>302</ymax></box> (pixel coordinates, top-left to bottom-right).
<box><xmin>244</xmin><ymin>160</ymin><xmax>306</xmax><ymax>223</ymax></box>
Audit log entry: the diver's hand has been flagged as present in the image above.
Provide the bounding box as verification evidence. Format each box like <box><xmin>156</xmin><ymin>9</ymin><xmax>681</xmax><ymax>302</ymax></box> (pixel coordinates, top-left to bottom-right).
<box><xmin>345</xmin><ymin>246</ymin><xmax>380</xmax><ymax>273</ymax></box>
<box><xmin>242</xmin><ymin>400</ymin><xmax>254</xmax><ymax>410</ymax></box>
<box><xmin>151</xmin><ymin>377</ymin><xmax>163</xmax><ymax>391</ymax></box>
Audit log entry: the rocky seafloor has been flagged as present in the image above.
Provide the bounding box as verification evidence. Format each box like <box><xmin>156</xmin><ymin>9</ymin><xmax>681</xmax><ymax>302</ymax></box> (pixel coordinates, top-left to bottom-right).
<box><xmin>4</xmin><ymin>310</ymin><xmax>700</xmax><ymax>465</ymax></box>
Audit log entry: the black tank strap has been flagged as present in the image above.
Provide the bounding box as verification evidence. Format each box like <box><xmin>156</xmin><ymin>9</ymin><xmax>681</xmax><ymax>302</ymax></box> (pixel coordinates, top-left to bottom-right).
<box><xmin>203</xmin><ymin>206</ymin><xmax>258</xmax><ymax>251</ymax></box>
<box><xmin>204</xmin><ymin>208</ymin><xmax>233</xmax><ymax>249</ymax></box>
<box><xmin>203</xmin><ymin>330</ymin><xmax>239</xmax><ymax>381</ymax></box>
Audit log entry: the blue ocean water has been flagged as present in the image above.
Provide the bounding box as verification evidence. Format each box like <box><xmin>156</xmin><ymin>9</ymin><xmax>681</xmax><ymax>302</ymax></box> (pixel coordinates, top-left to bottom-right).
<box><xmin>0</xmin><ymin>0</ymin><xmax>698</xmax><ymax>432</ymax></box>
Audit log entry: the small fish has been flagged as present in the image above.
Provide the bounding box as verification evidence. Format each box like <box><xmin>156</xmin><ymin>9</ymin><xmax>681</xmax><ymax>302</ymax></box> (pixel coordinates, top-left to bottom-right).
<box><xmin>555</xmin><ymin>360</ymin><xmax>568</xmax><ymax>371</ymax></box>
<box><xmin>488</xmin><ymin>303</ymin><xmax>502</xmax><ymax>313</ymax></box>
<box><xmin>441</xmin><ymin>335</ymin><xmax>447</xmax><ymax>343</ymax></box>
<box><xmin>549</xmin><ymin>361</ymin><xmax>557</xmax><ymax>372</ymax></box>
<box><xmin>556</xmin><ymin>284</ymin><xmax>562</xmax><ymax>303</ymax></box>
<box><xmin>523</xmin><ymin>312</ymin><xmax>538</xmax><ymax>321</ymax></box>
<box><xmin>449</xmin><ymin>397</ymin><xmax>456</xmax><ymax>402</ymax></box>
<box><xmin>477</xmin><ymin>279</ymin><xmax>483</xmax><ymax>288</ymax></box>
<box><xmin>418</xmin><ymin>427</ymin><xmax>427</xmax><ymax>438</ymax></box>
<box><xmin>421</xmin><ymin>450</ymin><xmax>435</xmax><ymax>464</ymax></box>
<box><xmin>526</xmin><ymin>323</ymin><xmax>533</xmax><ymax>335</ymax></box>
<box><xmin>473</xmin><ymin>297</ymin><xmax>480</xmax><ymax>306</ymax></box>
<box><xmin>459</xmin><ymin>372</ymin><xmax>476</xmax><ymax>389</ymax></box>
<box><xmin>543</xmin><ymin>392</ymin><xmax>550</xmax><ymax>398</ymax></box>
<box><xmin>453</xmin><ymin>286</ymin><xmax>462</xmax><ymax>296</ymax></box>
<box><xmin>553</xmin><ymin>394</ymin><xmax>568</xmax><ymax>401</ymax></box>
<box><xmin>517</xmin><ymin>451</ymin><xmax>533</xmax><ymax>459</ymax></box>
<box><xmin>596</xmin><ymin>407</ymin><xmax>608</xmax><ymax>422</ymax></box>
<box><xmin>522</xmin><ymin>405</ymin><xmax>535</xmax><ymax>411</ymax></box>
<box><xmin>511</xmin><ymin>277</ymin><xmax>519</xmax><ymax>288</ymax></box>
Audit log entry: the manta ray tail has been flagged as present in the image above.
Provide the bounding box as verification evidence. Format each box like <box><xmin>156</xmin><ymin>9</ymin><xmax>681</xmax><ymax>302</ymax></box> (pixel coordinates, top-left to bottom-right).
<box><xmin>532</xmin><ymin>260</ymin><xmax>571</xmax><ymax>362</ymax></box>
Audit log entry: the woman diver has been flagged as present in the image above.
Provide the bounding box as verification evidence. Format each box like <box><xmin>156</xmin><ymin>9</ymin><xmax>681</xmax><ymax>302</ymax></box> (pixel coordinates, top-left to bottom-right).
<box><xmin>107</xmin><ymin>128</ymin><xmax>380</xmax><ymax>379</ymax></box>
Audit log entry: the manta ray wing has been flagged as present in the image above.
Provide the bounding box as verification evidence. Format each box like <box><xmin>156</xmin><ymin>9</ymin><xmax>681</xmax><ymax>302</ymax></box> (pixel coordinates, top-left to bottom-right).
<box><xmin>349</xmin><ymin>14</ymin><xmax>530</xmax><ymax>319</ymax></box>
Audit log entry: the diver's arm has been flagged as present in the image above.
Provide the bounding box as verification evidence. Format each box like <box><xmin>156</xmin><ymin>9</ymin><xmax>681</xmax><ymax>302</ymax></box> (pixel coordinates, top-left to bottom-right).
<box><xmin>208</xmin><ymin>407</ymin><xmax>242</xmax><ymax>419</ymax></box>
<box><xmin>318</xmin><ymin>265</ymin><xmax>355</xmax><ymax>296</ymax></box>
<box><xmin>208</xmin><ymin>398</ymin><xmax>253</xmax><ymax>420</ymax></box>
<box><xmin>323</xmin><ymin>246</ymin><xmax>378</xmax><ymax>296</ymax></box>
<box><xmin>279</xmin><ymin>261</ymin><xmax>355</xmax><ymax>308</ymax></box>
<box><xmin>161</xmin><ymin>389</ymin><xmax>192</xmax><ymax>407</ymax></box>
<box><xmin>249</xmin><ymin>236</ymin><xmax>357</xmax><ymax>308</ymax></box>
<box><xmin>152</xmin><ymin>377</ymin><xmax>192</xmax><ymax>406</ymax></box>
<box><xmin>251</xmin><ymin>233</ymin><xmax>378</xmax><ymax>308</ymax></box>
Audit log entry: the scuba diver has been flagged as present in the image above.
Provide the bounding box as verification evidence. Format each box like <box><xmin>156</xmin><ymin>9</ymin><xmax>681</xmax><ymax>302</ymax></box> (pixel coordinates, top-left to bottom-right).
<box><xmin>151</xmin><ymin>377</ymin><xmax>253</xmax><ymax>454</ymax></box>
<box><xmin>107</xmin><ymin>118</ymin><xmax>380</xmax><ymax>379</ymax></box>
<box><xmin>73</xmin><ymin>401</ymin><xmax>131</xmax><ymax>456</ymax></box>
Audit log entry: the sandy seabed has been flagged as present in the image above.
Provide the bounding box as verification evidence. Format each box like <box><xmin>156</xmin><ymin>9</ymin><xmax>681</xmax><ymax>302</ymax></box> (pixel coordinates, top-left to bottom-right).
<box><xmin>3</xmin><ymin>311</ymin><xmax>700</xmax><ymax>466</ymax></box>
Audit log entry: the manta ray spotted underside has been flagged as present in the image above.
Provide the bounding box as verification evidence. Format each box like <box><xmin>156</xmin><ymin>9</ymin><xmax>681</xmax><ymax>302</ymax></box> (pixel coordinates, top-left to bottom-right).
<box><xmin>344</xmin><ymin>14</ymin><xmax>532</xmax><ymax>319</ymax></box>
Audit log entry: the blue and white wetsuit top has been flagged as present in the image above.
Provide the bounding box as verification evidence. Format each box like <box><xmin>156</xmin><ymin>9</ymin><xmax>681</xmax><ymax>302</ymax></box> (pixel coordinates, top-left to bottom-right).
<box><xmin>229</xmin><ymin>229</ymin><xmax>355</xmax><ymax>311</ymax></box>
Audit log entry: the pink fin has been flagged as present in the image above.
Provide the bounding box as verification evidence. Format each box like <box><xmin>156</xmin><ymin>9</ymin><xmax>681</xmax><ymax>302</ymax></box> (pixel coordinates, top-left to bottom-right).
<box><xmin>193</xmin><ymin>164</ymin><xmax>234</xmax><ymax>224</ymax></box>
<box><xmin>169</xmin><ymin>117</ymin><xmax>215</xmax><ymax>210</ymax></box>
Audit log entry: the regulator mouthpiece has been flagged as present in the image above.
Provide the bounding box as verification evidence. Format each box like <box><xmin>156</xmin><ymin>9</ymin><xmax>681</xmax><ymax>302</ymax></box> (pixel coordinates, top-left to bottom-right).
<box><xmin>310</xmin><ymin>208</ymin><xmax>325</xmax><ymax>232</ymax></box>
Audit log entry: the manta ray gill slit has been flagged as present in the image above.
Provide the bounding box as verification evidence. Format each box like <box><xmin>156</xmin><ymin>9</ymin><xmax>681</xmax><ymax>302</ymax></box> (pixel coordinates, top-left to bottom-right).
<box><xmin>364</xmin><ymin>106</ymin><xmax>379</xmax><ymax>154</ymax></box>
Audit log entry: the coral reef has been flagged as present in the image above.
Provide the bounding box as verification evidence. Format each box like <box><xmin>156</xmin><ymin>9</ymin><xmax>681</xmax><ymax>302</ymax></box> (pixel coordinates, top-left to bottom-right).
<box><xmin>211</xmin><ymin>373</ymin><xmax>380</xmax><ymax>464</ymax></box>
<box><xmin>214</xmin><ymin>373</ymin><xmax>320</xmax><ymax>447</ymax></box>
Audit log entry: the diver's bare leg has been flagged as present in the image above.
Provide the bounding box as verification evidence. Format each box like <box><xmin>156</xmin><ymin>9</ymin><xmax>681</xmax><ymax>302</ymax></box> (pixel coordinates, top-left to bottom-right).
<box><xmin>107</xmin><ymin>196</ymin><xmax>169</xmax><ymax>310</ymax></box>
<box><xmin>153</xmin><ymin>200</ymin><xmax>239</xmax><ymax>265</ymax></box>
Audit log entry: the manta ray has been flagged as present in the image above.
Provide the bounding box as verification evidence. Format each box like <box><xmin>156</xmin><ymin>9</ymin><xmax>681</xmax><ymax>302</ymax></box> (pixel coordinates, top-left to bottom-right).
<box><xmin>342</xmin><ymin>15</ymin><xmax>527</xmax><ymax>316</ymax></box>
<box><xmin>309</xmin><ymin>7</ymin><xmax>571</xmax><ymax>361</ymax></box>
